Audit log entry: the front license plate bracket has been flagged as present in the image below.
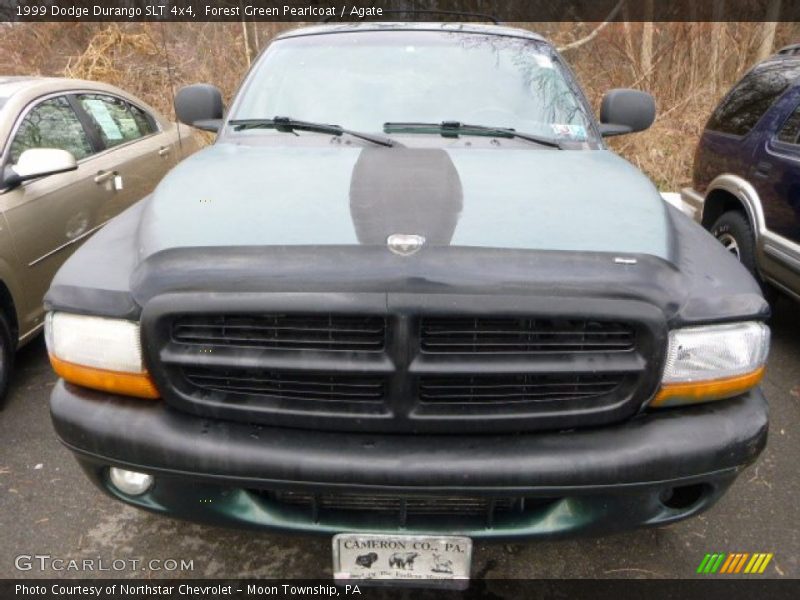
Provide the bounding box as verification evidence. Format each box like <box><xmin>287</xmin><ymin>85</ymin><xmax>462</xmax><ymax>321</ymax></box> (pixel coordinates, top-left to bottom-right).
<box><xmin>333</xmin><ymin>533</ymin><xmax>472</xmax><ymax>589</ymax></box>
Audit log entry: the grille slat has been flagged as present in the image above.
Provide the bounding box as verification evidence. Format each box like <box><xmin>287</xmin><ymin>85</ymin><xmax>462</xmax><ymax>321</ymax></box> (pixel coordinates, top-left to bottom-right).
<box><xmin>420</xmin><ymin>392</ymin><xmax>612</xmax><ymax>402</ymax></box>
<box><xmin>422</xmin><ymin>341</ymin><xmax>630</xmax><ymax>348</ymax></box>
<box><xmin>189</xmin><ymin>385</ymin><xmax>382</xmax><ymax>401</ymax></box>
<box><xmin>266</xmin><ymin>491</ymin><xmax>523</xmax><ymax>516</ymax></box>
<box><xmin>421</xmin><ymin>380</ymin><xmax>618</xmax><ymax>390</ymax></box>
<box><xmin>420</xmin><ymin>317</ymin><xmax>635</xmax><ymax>353</ymax></box>
<box><xmin>174</xmin><ymin>333</ymin><xmax>383</xmax><ymax>347</ymax></box>
<box><xmin>182</xmin><ymin>367</ymin><xmax>385</xmax><ymax>403</ymax></box>
<box><xmin>419</xmin><ymin>373</ymin><xmax>624</xmax><ymax>404</ymax></box>
<box><xmin>423</xmin><ymin>329</ymin><xmax>633</xmax><ymax>337</ymax></box>
<box><xmin>176</xmin><ymin>323</ymin><xmax>385</xmax><ymax>334</ymax></box>
<box><xmin>185</xmin><ymin>372</ymin><xmax>383</xmax><ymax>389</ymax></box>
<box><xmin>172</xmin><ymin>314</ymin><xmax>386</xmax><ymax>352</ymax></box>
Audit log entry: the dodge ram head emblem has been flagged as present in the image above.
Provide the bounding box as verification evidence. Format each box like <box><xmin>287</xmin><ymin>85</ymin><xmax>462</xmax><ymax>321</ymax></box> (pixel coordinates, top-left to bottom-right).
<box><xmin>387</xmin><ymin>234</ymin><xmax>426</xmax><ymax>256</ymax></box>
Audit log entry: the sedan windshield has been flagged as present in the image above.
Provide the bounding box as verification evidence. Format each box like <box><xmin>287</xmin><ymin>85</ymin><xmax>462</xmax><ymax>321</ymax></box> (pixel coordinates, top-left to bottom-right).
<box><xmin>229</xmin><ymin>30</ymin><xmax>597</xmax><ymax>144</ymax></box>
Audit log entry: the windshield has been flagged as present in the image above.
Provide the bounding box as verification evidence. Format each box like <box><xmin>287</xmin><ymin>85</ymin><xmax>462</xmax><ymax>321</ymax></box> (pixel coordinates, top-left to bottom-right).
<box><xmin>229</xmin><ymin>30</ymin><xmax>597</xmax><ymax>144</ymax></box>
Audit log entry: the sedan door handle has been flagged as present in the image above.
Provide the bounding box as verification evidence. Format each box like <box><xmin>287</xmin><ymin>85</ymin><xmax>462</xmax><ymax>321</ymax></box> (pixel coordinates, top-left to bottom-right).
<box><xmin>93</xmin><ymin>170</ymin><xmax>116</xmax><ymax>184</ymax></box>
<box><xmin>157</xmin><ymin>146</ymin><xmax>171</xmax><ymax>157</ymax></box>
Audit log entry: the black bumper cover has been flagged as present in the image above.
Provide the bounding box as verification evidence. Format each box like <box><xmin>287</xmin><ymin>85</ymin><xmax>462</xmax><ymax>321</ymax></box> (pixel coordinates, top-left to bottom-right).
<box><xmin>51</xmin><ymin>382</ymin><xmax>767</xmax><ymax>504</ymax></box>
<box><xmin>51</xmin><ymin>381</ymin><xmax>767</xmax><ymax>537</ymax></box>
<box><xmin>51</xmin><ymin>381</ymin><xmax>767</xmax><ymax>490</ymax></box>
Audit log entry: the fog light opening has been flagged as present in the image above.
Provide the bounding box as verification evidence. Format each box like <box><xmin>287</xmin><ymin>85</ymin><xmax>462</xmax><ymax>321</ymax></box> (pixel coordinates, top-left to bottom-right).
<box><xmin>108</xmin><ymin>467</ymin><xmax>154</xmax><ymax>496</ymax></box>
<box><xmin>659</xmin><ymin>483</ymin><xmax>710</xmax><ymax>511</ymax></box>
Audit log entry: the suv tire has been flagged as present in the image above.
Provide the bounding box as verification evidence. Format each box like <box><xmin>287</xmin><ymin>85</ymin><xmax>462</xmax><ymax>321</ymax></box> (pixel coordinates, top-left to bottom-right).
<box><xmin>0</xmin><ymin>310</ymin><xmax>14</xmax><ymax>404</ymax></box>
<box><xmin>710</xmin><ymin>210</ymin><xmax>778</xmax><ymax>303</ymax></box>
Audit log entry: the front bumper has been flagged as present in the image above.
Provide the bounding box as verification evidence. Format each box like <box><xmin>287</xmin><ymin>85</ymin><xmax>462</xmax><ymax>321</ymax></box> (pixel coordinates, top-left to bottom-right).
<box><xmin>51</xmin><ymin>381</ymin><xmax>768</xmax><ymax>539</ymax></box>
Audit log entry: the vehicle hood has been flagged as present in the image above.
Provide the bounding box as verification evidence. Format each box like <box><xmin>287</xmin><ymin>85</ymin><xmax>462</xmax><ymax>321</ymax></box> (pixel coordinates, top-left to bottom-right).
<box><xmin>137</xmin><ymin>142</ymin><xmax>672</xmax><ymax>260</ymax></box>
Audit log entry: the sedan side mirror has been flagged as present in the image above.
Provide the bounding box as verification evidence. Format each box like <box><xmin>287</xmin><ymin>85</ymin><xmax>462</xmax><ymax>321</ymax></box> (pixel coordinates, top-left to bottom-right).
<box><xmin>175</xmin><ymin>84</ymin><xmax>224</xmax><ymax>132</ymax></box>
<box><xmin>599</xmin><ymin>89</ymin><xmax>656</xmax><ymax>137</ymax></box>
<box><xmin>3</xmin><ymin>148</ymin><xmax>77</xmax><ymax>188</ymax></box>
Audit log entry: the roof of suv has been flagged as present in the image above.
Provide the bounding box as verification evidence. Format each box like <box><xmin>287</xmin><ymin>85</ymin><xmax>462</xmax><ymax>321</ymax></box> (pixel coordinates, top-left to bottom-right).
<box><xmin>776</xmin><ymin>43</ymin><xmax>800</xmax><ymax>57</ymax></box>
<box><xmin>739</xmin><ymin>54</ymin><xmax>800</xmax><ymax>94</ymax></box>
<box><xmin>756</xmin><ymin>48</ymin><xmax>800</xmax><ymax>72</ymax></box>
<box><xmin>276</xmin><ymin>22</ymin><xmax>547</xmax><ymax>43</ymax></box>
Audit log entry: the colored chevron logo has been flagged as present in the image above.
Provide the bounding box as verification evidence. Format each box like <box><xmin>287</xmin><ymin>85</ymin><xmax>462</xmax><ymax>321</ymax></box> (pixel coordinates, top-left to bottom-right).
<box><xmin>697</xmin><ymin>553</ymin><xmax>774</xmax><ymax>574</ymax></box>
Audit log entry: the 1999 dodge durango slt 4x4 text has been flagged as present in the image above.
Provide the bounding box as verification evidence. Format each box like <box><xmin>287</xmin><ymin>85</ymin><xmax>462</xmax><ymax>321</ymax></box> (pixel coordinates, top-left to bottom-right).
<box><xmin>45</xmin><ymin>23</ymin><xmax>770</xmax><ymax>583</ymax></box>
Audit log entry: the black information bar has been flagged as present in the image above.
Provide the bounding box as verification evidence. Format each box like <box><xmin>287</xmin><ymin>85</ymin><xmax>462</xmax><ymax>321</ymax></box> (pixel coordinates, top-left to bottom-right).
<box><xmin>4</xmin><ymin>579</ymin><xmax>800</xmax><ymax>600</ymax></box>
<box><xmin>4</xmin><ymin>0</ymin><xmax>800</xmax><ymax>23</ymax></box>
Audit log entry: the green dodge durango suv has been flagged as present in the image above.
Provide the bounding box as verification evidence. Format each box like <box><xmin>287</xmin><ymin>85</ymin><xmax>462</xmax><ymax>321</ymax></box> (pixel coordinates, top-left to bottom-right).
<box><xmin>45</xmin><ymin>23</ymin><xmax>770</xmax><ymax>584</ymax></box>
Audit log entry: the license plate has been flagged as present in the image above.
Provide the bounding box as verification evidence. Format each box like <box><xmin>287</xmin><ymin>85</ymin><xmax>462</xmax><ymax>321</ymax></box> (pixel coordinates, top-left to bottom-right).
<box><xmin>332</xmin><ymin>533</ymin><xmax>472</xmax><ymax>588</ymax></box>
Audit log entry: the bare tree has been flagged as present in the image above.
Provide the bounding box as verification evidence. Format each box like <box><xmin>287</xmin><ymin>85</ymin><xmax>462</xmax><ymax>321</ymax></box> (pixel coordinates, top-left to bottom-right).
<box><xmin>640</xmin><ymin>0</ymin><xmax>654</xmax><ymax>84</ymax></box>
<box><xmin>710</xmin><ymin>0</ymin><xmax>727</xmax><ymax>94</ymax></box>
<box><xmin>240</xmin><ymin>1</ymin><xmax>251</xmax><ymax>67</ymax></box>
<box><xmin>756</xmin><ymin>0</ymin><xmax>782</xmax><ymax>61</ymax></box>
<box><xmin>557</xmin><ymin>0</ymin><xmax>624</xmax><ymax>52</ymax></box>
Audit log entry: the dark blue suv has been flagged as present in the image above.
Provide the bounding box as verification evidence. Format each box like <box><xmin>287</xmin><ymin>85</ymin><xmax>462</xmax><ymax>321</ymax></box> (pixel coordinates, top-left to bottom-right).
<box><xmin>683</xmin><ymin>45</ymin><xmax>800</xmax><ymax>303</ymax></box>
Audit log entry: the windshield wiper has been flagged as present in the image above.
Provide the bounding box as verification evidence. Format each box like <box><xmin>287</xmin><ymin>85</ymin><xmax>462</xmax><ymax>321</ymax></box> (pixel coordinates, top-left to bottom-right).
<box><xmin>228</xmin><ymin>117</ymin><xmax>397</xmax><ymax>148</ymax></box>
<box><xmin>383</xmin><ymin>121</ymin><xmax>563</xmax><ymax>149</ymax></box>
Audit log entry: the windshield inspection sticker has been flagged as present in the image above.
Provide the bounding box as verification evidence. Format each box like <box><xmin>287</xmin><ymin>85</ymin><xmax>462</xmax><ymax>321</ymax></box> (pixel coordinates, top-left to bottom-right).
<box><xmin>551</xmin><ymin>124</ymin><xmax>587</xmax><ymax>140</ymax></box>
<box><xmin>534</xmin><ymin>54</ymin><xmax>554</xmax><ymax>69</ymax></box>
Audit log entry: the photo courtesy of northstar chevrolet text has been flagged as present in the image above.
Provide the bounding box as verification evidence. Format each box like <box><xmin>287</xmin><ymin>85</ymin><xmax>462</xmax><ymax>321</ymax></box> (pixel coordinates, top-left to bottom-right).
<box><xmin>0</xmin><ymin>0</ymin><xmax>798</xmax><ymax>596</ymax></box>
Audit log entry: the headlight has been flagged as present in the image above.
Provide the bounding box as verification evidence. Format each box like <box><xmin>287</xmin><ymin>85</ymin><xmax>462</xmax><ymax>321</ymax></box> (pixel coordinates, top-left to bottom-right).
<box><xmin>45</xmin><ymin>312</ymin><xmax>159</xmax><ymax>399</ymax></box>
<box><xmin>651</xmin><ymin>321</ymin><xmax>769</xmax><ymax>408</ymax></box>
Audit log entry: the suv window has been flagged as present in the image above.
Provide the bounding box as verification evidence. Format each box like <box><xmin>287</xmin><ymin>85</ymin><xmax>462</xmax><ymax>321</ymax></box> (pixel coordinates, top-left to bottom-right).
<box><xmin>76</xmin><ymin>94</ymin><xmax>154</xmax><ymax>148</ymax></box>
<box><xmin>777</xmin><ymin>104</ymin><xmax>800</xmax><ymax>144</ymax></box>
<box><xmin>707</xmin><ymin>62</ymin><xmax>800</xmax><ymax>136</ymax></box>
<box><xmin>8</xmin><ymin>96</ymin><xmax>93</xmax><ymax>163</ymax></box>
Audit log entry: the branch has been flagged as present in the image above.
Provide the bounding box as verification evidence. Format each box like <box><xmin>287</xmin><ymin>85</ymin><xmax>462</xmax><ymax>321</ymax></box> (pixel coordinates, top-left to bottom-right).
<box><xmin>557</xmin><ymin>0</ymin><xmax>625</xmax><ymax>53</ymax></box>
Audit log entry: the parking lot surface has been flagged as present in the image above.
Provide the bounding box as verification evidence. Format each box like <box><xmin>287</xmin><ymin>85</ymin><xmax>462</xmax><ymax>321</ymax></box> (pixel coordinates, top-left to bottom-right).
<box><xmin>1</xmin><ymin>299</ymin><xmax>798</xmax><ymax>580</ymax></box>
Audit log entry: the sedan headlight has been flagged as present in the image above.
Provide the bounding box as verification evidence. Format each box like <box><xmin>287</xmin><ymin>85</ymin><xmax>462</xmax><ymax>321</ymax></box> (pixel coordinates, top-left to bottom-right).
<box><xmin>45</xmin><ymin>312</ymin><xmax>159</xmax><ymax>399</ymax></box>
<box><xmin>651</xmin><ymin>321</ymin><xmax>769</xmax><ymax>408</ymax></box>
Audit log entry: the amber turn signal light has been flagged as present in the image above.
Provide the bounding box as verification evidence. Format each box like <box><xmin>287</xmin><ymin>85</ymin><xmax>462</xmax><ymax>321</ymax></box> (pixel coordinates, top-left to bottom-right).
<box><xmin>49</xmin><ymin>354</ymin><xmax>160</xmax><ymax>400</ymax></box>
<box><xmin>650</xmin><ymin>367</ymin><xmax>765</xmax><ymax>408</ymax></box>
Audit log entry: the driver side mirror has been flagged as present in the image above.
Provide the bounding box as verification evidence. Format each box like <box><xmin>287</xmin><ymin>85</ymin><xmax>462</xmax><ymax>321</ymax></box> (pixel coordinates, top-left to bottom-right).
<box><xmin>599</xmin><ymin>89</ymin><xmax>656</xmax><ymax>137</ymax></box>
<box><xmin>3</xmin><ymin>148</ymin><xmax>77</xmax><ymax>188</ymax></box>
<box><xmin>175</xmin><ymin>84</ymin><xmax>224</xmax><ymax>132</ymax></box>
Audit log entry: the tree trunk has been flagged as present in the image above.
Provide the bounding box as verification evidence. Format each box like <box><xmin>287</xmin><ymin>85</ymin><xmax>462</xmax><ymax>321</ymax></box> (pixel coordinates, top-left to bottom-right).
<box><xmin>710</xmin><ymin>0</ymin><xmax>726</xmax><ymax>94</ymax></box>
<box><xmin>756</xmin><ymin>0</ymin><xmax>782</xmax><ymax>61</ymax></box>
<box><xmin>688</xmin><ymin>5</ymin><xmax>697</xmax><ymax>90</ymax></box>
<box><xmin>241</xmin><ymin>19</ymin><xmax>251</xmax><ymax>67</ymax></box>
<box><xmin>621</xmin><ymin>3</ymin><xmax>637</xmax><ymax>80</ymax></box>
<box><xmin>640</xmin><ymin>0</ymin><xmax>654</xmax><ymax>85</ymax></box>
<box><xmin>239</xmin><ymin>0</ymin><xmax>251</xmax><ymax>67</ymax></box>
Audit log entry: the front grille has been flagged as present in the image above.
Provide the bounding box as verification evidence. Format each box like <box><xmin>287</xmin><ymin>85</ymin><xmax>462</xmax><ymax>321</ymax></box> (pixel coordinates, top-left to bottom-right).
<box><xmin>256</xmin><ymin>490</ymin><xmax>559</xmax><ymax>528</ymax></box>
<box><xmin>420</xmin><ymin>317</ymin><xmax>635</xmax><ymax>354</ymax></box>
<box><xmin>268</xmin><ymin>491</ymin><xmax>519</xmax><ymax>516</ymax></box>
<box><xmin>183</xmin><ymin>367</ymin><xmax>385</xmax><ymax>403</ymax></box>
<box><xmin>151</xmin><ymin>307</ymin><xmax>658</xmax><ymax>433</ymax></box>
<box><xmin>172</xmin><ymin>314</ymin><xmax>386</xmax><ymax>352</ymax></box>
<box><xmin>419</xmin><ymin>373</ymin><xmax>625</xmax><ymax>404</ymax></box>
